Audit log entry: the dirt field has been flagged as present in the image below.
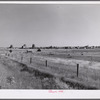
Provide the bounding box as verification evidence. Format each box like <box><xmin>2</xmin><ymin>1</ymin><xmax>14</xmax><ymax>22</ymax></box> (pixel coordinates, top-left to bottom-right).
<box><xmin>0</xmin><ymin>48</ymin><xmax>100</xmax><ymax>89</ymax></box>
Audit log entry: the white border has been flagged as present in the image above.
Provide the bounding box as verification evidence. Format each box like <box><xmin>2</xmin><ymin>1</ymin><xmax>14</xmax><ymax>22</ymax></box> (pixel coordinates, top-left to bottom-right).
<box><xmin>0</xmin><ymin>90</ymin><xmax>98</xmax><ymax>99</ymax></box>
<box><xmin>0</xmin><ymin>1</ymin><xmax>100</xmax><ymax>4</ymax></box>
<box><xmin>0</xmin><ymin>2</ymin><xmax>100</xmax><ymax>99</ymax></box>
<box><xmin>0</xmin><ymin>90</ymin><xmax>100</xmax><ymax>99</ymax></box>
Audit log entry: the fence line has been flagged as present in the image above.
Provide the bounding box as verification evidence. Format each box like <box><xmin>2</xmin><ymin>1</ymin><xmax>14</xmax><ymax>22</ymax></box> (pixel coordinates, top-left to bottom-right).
<box><xmin>5</xmin><ymin>52</ymin><xmax>100</xmax><ymax>87</ymax></box>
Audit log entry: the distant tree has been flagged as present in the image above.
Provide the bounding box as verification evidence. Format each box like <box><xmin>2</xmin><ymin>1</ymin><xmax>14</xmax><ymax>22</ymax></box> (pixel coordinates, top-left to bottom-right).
<box><xmin>32</xmin><ymin>44</ymin><xmax>35</xmax><ymax>49</ymax></box>
<box><xmin>65</xmin><ymin>47</ymin><xmax>69</xmax><ymax>49</ymax></box>
<box><xmin>20</xmin><ymin>45</ymin><xmax>23</xmax><ymax>49</ymax></box>
<box><xmin>21</xmin><ymin>44</ymin><xmax>27</xmax><ymax>49</ymax></box>
<box><xmin>49</xmin><ymin>46</ymin><xmax>52</xmax><ymax>49</ymax></box>
<box><xmin>84</xmin><ymin>45</ymin><xmax>89</xmax><ymax>49</ymax></box>
<box><xmin>23</xmin><ymin>44</ymin><xmax>26</xmax><ymax>47</ymax></box>
<box><xmin>9</xmin><ymin>45</ymin><xmax>13</xmax><ymax>49</ymax></box>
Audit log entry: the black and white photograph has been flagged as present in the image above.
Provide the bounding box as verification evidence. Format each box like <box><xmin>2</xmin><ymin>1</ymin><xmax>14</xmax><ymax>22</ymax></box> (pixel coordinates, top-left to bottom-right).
<box><xmin>0</xmin><ymin>3</ymin><xmax>100</xmax><ymax>90</ymax></box>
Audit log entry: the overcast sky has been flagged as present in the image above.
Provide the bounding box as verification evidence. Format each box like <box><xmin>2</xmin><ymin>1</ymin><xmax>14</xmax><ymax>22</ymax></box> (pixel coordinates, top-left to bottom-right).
<box><xmin>0</xmin><ymin>4</ymin><xmax>100</xmax><ymax>47</ymax></box>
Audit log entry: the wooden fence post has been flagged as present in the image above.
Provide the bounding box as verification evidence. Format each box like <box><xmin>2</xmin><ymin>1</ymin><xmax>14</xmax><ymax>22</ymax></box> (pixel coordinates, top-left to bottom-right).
<box><xmin>91</xmin><ymin>56</ymin><xmax>92</xmax><ymax>61</ymax></box>
<box><xmin>77</xmin><ymin>64</ymin><xmax>79</xmax><ymax>77</ymax></box>
<box><xmin>21</xmin><ymin>56</ymin><xmax>23</xmax><ymax>62</ymax></box>
<box><xmin>46</xmin><ymin>60</ymin><xmax>47</xmax><ymax>67</ymax></box>
<box><xmin>30</xmin><ymin>57</ymin><xmax>32</xmax><ymax>64</ymax></box>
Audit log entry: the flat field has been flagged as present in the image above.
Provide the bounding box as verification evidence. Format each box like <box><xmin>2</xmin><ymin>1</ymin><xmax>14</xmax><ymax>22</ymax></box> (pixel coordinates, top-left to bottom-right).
<box><xmin>0</xmin><ymin>48</ymin><xmax>100</xmax><ymax>89</ymax></box>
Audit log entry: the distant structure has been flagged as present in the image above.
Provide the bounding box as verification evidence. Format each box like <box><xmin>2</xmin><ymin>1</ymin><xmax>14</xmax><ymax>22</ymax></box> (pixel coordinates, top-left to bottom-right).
<box><xmin>21</xmin><ymin>44</ymin><xmax>27</xmax><ymax>49</ymax></box>
<box><xmin>9</xmin><ymin>45</ymin><xmax>14</xmax><ymax>49</ymax></box>
<box><xmin>32</xmin><ymin>44</ymin><xmax>35</xmax><ymax>49</ymax></box>
<box><xmin>37</xmin><ymin>48</ymin><xmax>41</xmax><ymax>52</ymax></box>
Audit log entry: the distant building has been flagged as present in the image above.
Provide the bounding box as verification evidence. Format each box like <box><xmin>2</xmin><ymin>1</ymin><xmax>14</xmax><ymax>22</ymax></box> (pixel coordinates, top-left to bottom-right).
<box><xmin>21</xmin><ymin>44</ymin><xmax>27</xmax><ymax>49</ymax></box>
<box><xmin>32</xmin><ymin>44</ymin><xmax>35</xmax><ymax>49</ymax></box>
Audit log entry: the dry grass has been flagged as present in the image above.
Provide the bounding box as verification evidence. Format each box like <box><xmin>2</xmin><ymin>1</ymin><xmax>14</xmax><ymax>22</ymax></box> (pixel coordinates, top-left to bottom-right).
<box><xmin>1</xmin><ymin>48</ymin><xmax>100</xmax><ymax>89</ymax></box>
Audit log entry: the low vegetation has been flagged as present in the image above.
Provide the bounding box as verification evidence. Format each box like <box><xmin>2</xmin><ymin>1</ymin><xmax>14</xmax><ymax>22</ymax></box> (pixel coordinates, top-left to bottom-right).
<box><xmin>0</xmin><ymin>48</ymin><xmax>100</xmax><ymax>89</ymax></box>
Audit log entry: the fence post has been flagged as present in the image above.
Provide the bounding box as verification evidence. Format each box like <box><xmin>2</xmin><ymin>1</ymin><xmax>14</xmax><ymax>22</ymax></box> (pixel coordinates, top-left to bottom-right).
<box><xmin>46</xmin><ymin>60</ymin><xmax>47</xmax><ymax>67</ymax></box>
<box><xmin>30</xmin><ymin>57</ymin><xmax>32</xmax><ymax>64</ymax></box>
<box><xmin>21</xmin><ymin>56</ymin><xmax>23</xmax><ymax>62</ymax></box>
<box><xmin>91</xmin><ymin>56</ymin><xmax>92</xmax><ymax>61</ymax></box>
<box><xmin>77</xmin><ymin>64</ymin><xmax>79</xmax><ymax>77</ymax></box>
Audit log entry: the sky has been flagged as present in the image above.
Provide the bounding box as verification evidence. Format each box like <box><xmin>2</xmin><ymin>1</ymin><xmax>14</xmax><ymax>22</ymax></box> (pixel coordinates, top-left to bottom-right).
<box><xmin>0</xmin><ymin>4</ymin><xmax>100</xmax><ymax>47</ymax></box>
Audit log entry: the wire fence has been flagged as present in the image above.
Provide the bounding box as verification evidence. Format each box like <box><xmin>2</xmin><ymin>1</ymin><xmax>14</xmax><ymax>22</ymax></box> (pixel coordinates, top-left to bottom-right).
<box><xmin>3</xmin><ymin>51</ymin><xmax>100</xmax><ymax>88</ymax></box>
